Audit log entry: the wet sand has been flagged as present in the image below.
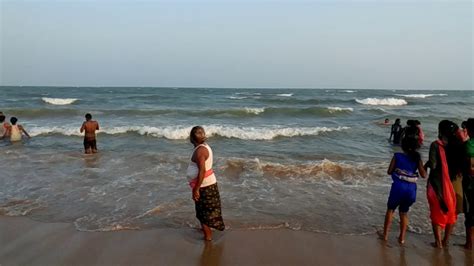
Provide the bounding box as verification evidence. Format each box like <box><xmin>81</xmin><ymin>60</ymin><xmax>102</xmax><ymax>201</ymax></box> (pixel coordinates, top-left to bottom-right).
<box><xmin>0</xmin><ymin>217</ymin><xmax>472</xmax><ymax>266</ymax></box>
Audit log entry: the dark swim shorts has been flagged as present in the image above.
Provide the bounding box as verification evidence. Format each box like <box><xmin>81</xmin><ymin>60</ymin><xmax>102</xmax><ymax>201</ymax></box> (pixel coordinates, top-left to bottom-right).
<box><xmin>387</xmin><ymin>181</ymin><xmax>417</xmax><ymax>213</ymax></box>
<box><xmin>83</xmin><ymin>138</ymin><xmax>97</xmax><ymax>150</ymax></box>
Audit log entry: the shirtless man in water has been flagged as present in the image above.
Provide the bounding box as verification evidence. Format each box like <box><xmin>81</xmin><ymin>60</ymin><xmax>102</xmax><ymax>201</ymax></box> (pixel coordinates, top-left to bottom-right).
<box><xmin>80</xmin><ymin>113</ymin><xmax>99</xmax><ymax>154</ymax></box>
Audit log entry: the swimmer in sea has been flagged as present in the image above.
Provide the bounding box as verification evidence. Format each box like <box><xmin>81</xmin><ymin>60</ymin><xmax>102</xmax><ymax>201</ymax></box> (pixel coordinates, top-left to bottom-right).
<box><xmin>80</xmin><ymin>113</ymin><xmax>100</xmax><ymax>154</ymax></box>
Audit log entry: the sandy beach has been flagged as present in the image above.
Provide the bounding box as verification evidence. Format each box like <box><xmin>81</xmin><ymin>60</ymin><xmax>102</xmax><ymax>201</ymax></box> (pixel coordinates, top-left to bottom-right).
<box><xmin>0</xmin><ymin>217</ymin><xmax>472</xmax><ymax>266</ymax></box>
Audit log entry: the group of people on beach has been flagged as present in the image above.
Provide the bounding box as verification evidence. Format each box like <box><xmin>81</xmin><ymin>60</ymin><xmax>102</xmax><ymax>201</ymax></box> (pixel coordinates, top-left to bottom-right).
<box><xmin>3</xmin><ymin>110</ymin><xmax>474</xmax><ymax>247</ymax></box>
<box><xmin>383</xmin><ymin>117</ymin><xmax>474</xmax><ymax>249</ymax></box>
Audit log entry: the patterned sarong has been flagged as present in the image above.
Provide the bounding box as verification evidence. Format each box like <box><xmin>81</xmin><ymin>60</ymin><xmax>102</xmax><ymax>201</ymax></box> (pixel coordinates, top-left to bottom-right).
<box><xmin>195</xmin><ymin>183</ymin><xmax>225</xmax><ymax>231</ymax></box>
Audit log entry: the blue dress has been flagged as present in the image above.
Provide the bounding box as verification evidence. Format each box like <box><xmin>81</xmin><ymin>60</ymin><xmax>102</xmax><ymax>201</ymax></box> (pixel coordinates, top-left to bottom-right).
<box><xmin>387</xmin><ymin>153</ymin><xmax>419</xmax><ymax>212</ymax></box>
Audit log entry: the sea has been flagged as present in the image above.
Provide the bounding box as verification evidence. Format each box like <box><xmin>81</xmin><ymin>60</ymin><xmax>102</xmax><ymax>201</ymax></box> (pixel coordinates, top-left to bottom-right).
<box><xmin>0</xmin><ymin>86</ymin><xmax>472</xmax><ymax>235</ymax></box>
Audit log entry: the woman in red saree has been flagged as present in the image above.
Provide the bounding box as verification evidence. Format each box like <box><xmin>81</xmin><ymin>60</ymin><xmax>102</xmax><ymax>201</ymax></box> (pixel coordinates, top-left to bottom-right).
<box><xmin>425</xmin><ymin>120</ymin><xmax>458</xmax><ymax>248</ymax></box>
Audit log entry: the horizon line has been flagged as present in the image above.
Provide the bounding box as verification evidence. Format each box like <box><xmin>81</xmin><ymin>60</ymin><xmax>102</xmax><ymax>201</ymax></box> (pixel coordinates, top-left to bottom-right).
<box><xmin>0</xmin><ymin>85</ymin><xmax>470</xmax><ymax>91</ymax></box>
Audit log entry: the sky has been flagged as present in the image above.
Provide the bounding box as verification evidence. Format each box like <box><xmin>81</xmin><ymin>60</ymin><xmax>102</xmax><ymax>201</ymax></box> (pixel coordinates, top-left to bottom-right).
<box><xmin>0</xmin><ymin>0</ymin><xmax>472</xmax><ymax>89</ymax></box>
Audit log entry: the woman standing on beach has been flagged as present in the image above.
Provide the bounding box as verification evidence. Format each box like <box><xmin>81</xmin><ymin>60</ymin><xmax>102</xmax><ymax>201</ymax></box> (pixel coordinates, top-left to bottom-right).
<box><xmin>425</xmin><ymin>120</ymin><xmax>458</xmax><ymax>248</ymax></box>
<box><xmin>382</xmin><ymin>135</ymin><xmax>426</xmax><ymax>244</ymax></box>
<box><xmin>187</xmin><ymin>126</ymin><xmax>225</xmax><ymax>240</ymax></box>
<box><xmin>463</xmin><ymin>118</ymin><xmax>474</xmax><ymax>249</ymax></box>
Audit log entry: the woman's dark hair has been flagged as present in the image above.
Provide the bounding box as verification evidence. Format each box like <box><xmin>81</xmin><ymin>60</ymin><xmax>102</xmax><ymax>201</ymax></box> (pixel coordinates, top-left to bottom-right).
<box><xmin>466</xmin><ymin>118</ymin><xmax>474</xmax><ymax>136</ymax></box>
<box><xmin>10</xmin><ymin>117</ymin><xmax>18</xmax><ymax>125</ymax></box>
<box><xmin>401</xmin><ymin>136</ymin><xmax>421</xmax><ymax>162</ymax></box>
<box><xmin>438</xmin><ymin>120</ymin><xmax>458</xmax><ymax>140</ymax></box>
<box><xmin>190</xmin><ymin>126</ymin><xmax>204</xmax><ymax>144</ymax></box>
<box><xmin>438</xmin><ymin>120</ymin><xmax>463</xmax><ymax>179</ymax></box>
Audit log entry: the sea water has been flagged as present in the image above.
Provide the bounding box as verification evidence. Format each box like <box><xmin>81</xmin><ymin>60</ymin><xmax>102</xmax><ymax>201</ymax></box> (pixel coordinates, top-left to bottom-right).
<box><xmin>0</xmin><ymin>87</ymin><xmax>472</xmax><ymax>234</ymax></box>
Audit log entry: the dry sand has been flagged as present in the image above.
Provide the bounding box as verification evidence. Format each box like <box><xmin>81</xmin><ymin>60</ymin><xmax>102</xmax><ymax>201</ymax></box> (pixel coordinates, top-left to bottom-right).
<box><xmin>0</xmin><ymin>217</ymin><xmax>472</xmax><ymax>266</ymax></box>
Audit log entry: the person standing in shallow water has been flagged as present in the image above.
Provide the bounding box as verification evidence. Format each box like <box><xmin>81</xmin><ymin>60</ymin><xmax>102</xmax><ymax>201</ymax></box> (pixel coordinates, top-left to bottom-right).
<box><xmin>80</xmin><ymin>113</ymin><xmax>99</xmax><ymax>154</ymax></box>
<box><xmin>186</xmin><ymin>126</ymin><xmax>225</xmax><ymax>241</ymax></box>
<box><xmin>462</xmin><ymin>118</ymin><xmax>474</xmax><ymax>249</ymax></box>
<box><xmin>389</xmin><ymin>118</ymin><xmax>403</xmax><ymax>145</ymax></box>
<box><xmin>382</xmin><ymin>135</ymin><xmax>427</xmax><ymax>244</ymax></box>
<box><xmin>7</xmin><ymin>117</ymin><xmax>30</xmax><ymax>142</ymax></box>
<box><xmin>424</xmin><ymin>120</ymin><xmax>458</xmax><ymax>248</ymax></box>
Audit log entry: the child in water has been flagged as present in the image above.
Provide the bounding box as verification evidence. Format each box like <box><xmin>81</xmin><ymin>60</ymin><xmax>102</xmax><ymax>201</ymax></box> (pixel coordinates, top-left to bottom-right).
<box><xmin>7</xmin><ymin>117</ymin><xmax>30</xmax><ymax>142</ymax></box>
<box><xmin>382</xmin><ymin>136</ymin><xmax>427</xmax><ymax>244</ymax></box>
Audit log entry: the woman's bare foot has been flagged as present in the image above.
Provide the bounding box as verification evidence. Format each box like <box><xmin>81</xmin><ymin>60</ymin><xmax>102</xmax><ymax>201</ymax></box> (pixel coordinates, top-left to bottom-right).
<box><xmin>377</xmin><ymin>230</ymin><xmax>387</xmax><ymax>241</ymax></box>
<box><xmin>431</xmin><ymin>242</ymin><xmax>443</xmax><ymax>249</ymax></box>
<box><xmin>398</xmin><ymin>237</ymin><xmax>405</xmax><ymax>245</ymax></box>
<box><xmin>442</xmin><ymin>240</ymin><xmax>449</xmax><ymax>248</ymax></box>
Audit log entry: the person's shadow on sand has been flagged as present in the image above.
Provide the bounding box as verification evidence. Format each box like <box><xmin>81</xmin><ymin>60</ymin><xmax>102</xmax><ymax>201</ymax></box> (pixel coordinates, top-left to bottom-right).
<box><xmin>200</xmin><ymin>241</ymin><xmax>224</xmax><ymax>266</ymax></box>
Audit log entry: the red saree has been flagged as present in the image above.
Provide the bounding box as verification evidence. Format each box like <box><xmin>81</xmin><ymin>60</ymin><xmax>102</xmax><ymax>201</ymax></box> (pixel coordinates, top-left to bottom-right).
<box><xmin>427</xmin><ymin>140</ymin><xmax>457</xmax><ymax>228</ymax></box>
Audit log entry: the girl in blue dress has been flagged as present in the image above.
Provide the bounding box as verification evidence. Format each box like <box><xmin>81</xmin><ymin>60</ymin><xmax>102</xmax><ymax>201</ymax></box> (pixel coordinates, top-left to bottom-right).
<box><xmin>382</xmin><ymin>136</ymin><xmax>427</xmax><ymax>244</ymax></box>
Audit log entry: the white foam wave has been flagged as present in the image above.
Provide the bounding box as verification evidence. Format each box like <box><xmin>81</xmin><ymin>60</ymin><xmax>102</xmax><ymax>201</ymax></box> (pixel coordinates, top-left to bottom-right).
<box><xmin>244</xmin><ymin>107</ymin><xmax>265</xmax><ymax>114</ymax></box>
<box><xmin>276</xmin><ymin>93</ymin><xmax>293</xmax><ymax>97</ymax></box>
<box><xmin>394</xmin><ymin>93</ymin><xmax>447</xmax><ymax>98</ymax></box>
<box><xmin>228</xmin><ymin>96</ymin><xmax>247</xmax><ymax>100</ymax></box>
<box><xmin>344</xmin><ymin>90</ymin><xmax>356</xmax><ymax>93</ymax></box>
<box><xmin>28</xmin><ymin>125</ymin><xmax>350</xmax><ymax>140</ymax></box>
<box><xmin>42</xmin><ymin>97</ymin><xmax>78</xmax><ymax>105</ymax></box>
<box><xmin>327</xmin><ymin>107</ymin><xmax>354</xmax><ymax>113</ymax></box>
<box><xmin>355</xmin><ymin>98</ymin><xmax>407</xmax><ymax>106</ymax></box>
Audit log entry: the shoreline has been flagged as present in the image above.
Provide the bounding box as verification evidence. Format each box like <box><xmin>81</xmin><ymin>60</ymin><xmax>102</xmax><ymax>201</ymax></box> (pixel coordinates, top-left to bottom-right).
<box><xmin>1</xmin><ymin>217</ymin><xmax>472</xmax><ymax>265</ymax></box>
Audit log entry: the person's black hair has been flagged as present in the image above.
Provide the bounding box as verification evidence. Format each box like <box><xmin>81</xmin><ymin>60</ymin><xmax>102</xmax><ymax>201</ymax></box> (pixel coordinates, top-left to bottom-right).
<box><xmin>10</xmin><ymin>117</ymin><xmax>18</xmax><ymax>125</ymax></box>
<box><xmin>466</xmin><ymin>118</ymin><xmax>474</xmax><ymax>137</ymax></box>
<box><xmin>0</xmin><ymin>115</ymin><xmax>5</xmax><ymax>123</ymax></box>
<box><xmin>190</xmin><ymin>126</ymin><xmax>204</xmax><ymax>144</ymax></box>
<box><xmin>401</xmin><ymin>136</ymin><xmax>421</xmax><ymax>162</ymax></box>
<box><xmin>414</xmin><ymin>120</ymin><xmax>421</xmax><ymax>126</ymax></box>
<box><xmin>461</xmin><ymin>121</ymin><xmax>467</xmax><ymax>129</ymax></box>
<box><xmin>438</xmin><ymin>120</ymin><xmax>458</xmax><ymax>140</ymax></box>
<box><xmin>406</xmin><ymin>120</ymin><xmax>416</xmax><ymax>127</ymax></box>
<box><xmin>395</xmin><ymin>118</ymin><xmax>401</xmax><ymax>124</ymax></box>
<box><xmin>438</xmin><ymin>120</ymin><xmax>463</xmax><ymax>180</ymax></box>
<box><xmin>85</xmin><ymin>113</ymin><xmax>92</xmax><ymax>120</ymax></box>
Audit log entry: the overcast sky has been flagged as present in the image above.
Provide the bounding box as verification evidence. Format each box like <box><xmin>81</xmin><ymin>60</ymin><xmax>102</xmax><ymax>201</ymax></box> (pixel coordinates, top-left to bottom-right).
<box><xmin>0</xmin><ymin>0</ymin><xmax>472</xmax><ymax>89</ymax></box>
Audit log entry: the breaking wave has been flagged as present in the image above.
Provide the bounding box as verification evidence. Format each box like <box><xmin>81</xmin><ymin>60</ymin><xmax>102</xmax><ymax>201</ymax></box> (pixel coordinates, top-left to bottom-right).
<box><xmin>355</xmin><ymin>98</ymin><xmax>407</xmax><ymax>106</ymax></box>
<box><xmin>394</xmin><ymin>93</ymin><xmax>448</xmax><ymax>98</ymax></box>
<box><xmin>28</xmin><ymin>125</ymin><xmax>350</xmax><ymax>140</ymax></box>
<box><xmin>42</xmin><ymin>97</ymin><xmax>78</xmax><ymax>105</ymax></box>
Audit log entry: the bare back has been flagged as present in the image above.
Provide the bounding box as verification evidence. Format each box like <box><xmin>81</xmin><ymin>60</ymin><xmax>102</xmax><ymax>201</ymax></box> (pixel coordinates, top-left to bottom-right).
<box><xmin>81</xmin><ymin>120</ymin><xmax>99</xmax><ymax>139</ymax></box>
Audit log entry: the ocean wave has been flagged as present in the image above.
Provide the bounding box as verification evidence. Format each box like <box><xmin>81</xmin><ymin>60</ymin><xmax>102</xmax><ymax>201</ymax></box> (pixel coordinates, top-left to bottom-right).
<box><xmin>28</xmin><ymin>125</ymin><xmax>350</xmax><ymax>140</ymax></box>
<box><xmin>228</xmin><ymin>96</ymin><xmax>248</xmax><ymax>100</ymax></box>
<box><xmin>344</xmin><ymin>90</ymin><xmax>356</xmax><ymax>93</ymax></box>
<box><xmin>394</xmin><ymin>93</ymin><xmax>448</xmax><ymax>98</ymax></box>
<box><xmin>222</xmin><ymin>158</ymin><xmax>383</xmax><ymax>183</ymax></box>
<box><xmin>244</xmin><ymin>107</ymin><xmax>265</xmax><ymax>115</ymax></box>
<box><xmin>42</xmin><ymin>97</ymin><xmax>78</xmax><ymax>105</ymax></box>
<box><xmin>355</xmin><ymin>98</ymin><xmax>407</xmax><ymax>106</ymax></box>
<box><xmin>327</xmin><ymin>107</ymin><xmax>354</xmax><ymax>113</ymax></box>
<box><xmin>10</xmin><ymin>106</ymin><xmax>353</xmax><ymax>119</ymax></box>
<box><xmin>276</xmin><ymin>93</ymin><xmax>293</xmax><ymax>97</ymax></box>
<box><xmin>0</xmin><ymin>199</ymin><xmax>46</xmax><ymax>216</ymax></box>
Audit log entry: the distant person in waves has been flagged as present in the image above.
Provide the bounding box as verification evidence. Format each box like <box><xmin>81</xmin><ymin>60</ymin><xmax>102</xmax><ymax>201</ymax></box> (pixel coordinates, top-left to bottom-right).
<box><xmin>186</xmin><ymin>126</ymin><xmax>225</xmax><ymax>241</ymax></box>
<box><xmin>384</xmin><ymin>118</ymin><xmax>390</xmax><ymax>125</ymax></box>
<box><xmin>424</xmin><ymin>120</ymin><xmax>458</xmax><ymax>248</ymax></box>
<box><xmin>7</xmin><ymin>117</ymin><xmax>30</xmax><ymax>142</ymax></box>
<box><xmin>389</xmin><ymin>118</ymin><xmax>403</xmax><ymax>145</ymax></box>
<box><xmin>382</xmin><ymin>134</ymin><xmax>426</xmax><ymax>244</ymax></box>
<box><xmin>80</xmin><ymin>113</ymin><xmax>100</xmax><ymax>154</ymax></box>
<box><xmin>415</xmin><ymin>120</ymin><xmax>424</xmax><ymax>146</ymax></box>
<box><xmin>0</xmin><ymin>113</ymin><xmax>11</xmax><ymax>139</ymax></box>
